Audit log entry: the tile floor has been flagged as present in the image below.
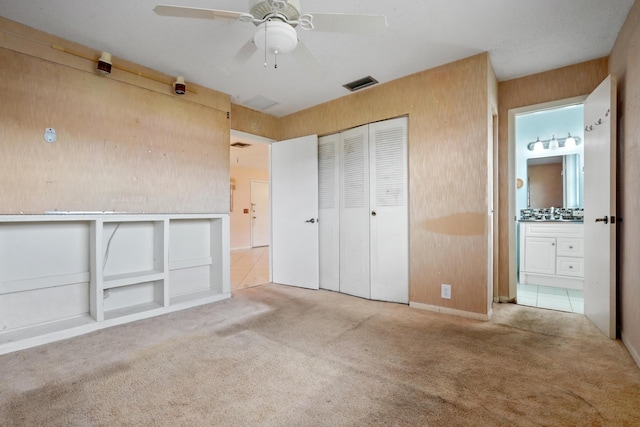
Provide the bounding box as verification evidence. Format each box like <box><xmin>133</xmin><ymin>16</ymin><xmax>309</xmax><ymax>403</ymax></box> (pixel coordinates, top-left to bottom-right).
<box><xmin>517</xmin><ymin>283</ymin><xmax>584</xmax><ymax>314</ymax></box>
<box><xmin>231</xmin><ymin>246</ymin><xmax>270</xmax><ymax>291</ymax></box>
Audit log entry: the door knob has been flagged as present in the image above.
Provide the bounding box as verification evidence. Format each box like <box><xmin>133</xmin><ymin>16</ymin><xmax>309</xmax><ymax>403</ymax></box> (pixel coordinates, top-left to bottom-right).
<box><xmin>371</xmin><ymin>211</ymin><xmax>377</xmax><ymax>216</ymax></box>
<box><xmin>595</xmin><ymin>216</ymin><xmax>609</xmax><ymax>224</ymax></box>
<box><xmin>305</xmin><ymin>218</ymin><xmax>316</xmax><ymax>224</ymax></box>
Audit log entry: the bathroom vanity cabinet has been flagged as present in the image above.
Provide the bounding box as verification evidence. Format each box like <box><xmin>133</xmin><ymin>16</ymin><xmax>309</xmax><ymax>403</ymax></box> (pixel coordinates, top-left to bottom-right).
<box><xmin>519</xmin><ymin>221</ymin><xmax>584</xmax><ymax>290</ymax></box>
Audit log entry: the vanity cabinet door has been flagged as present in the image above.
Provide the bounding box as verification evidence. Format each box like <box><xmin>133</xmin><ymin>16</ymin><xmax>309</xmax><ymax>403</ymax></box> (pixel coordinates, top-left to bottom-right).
<box><xmin>524</xmin><ymin>237</ymin><xmax>556</xmax><ymax>275</ymax></box>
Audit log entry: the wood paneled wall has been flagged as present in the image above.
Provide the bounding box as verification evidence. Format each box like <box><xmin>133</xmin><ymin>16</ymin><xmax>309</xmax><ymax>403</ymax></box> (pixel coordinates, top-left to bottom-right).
<box><xmin>609</xmin><ymin>0</ymin><xmax>640</xmax><ymax>364</ymax></box>
<box><xmin>0</xmin><ymin>16</ymin><xmax>231</xmax><ymax>214</ymax></box>
<box><xmin>496</xmin><ymin>58</ymin><xmax>609</xmax><ymax>300</ymax></box>
<box><xmin>280</xmin><ymin>53</ymin><xmax>496</xmax><ymax>315</ymax></box>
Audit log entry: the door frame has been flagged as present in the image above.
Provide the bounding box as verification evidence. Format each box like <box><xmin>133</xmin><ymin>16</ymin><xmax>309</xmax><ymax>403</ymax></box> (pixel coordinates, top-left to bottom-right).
<box><xmin>507</xmin><ymin>95</ymin><xmax>587</xmax><ymax>300</ymax></box>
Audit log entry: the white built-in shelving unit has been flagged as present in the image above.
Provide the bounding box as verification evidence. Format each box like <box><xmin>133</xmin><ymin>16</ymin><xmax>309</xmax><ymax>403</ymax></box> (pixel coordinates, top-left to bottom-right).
<box><xmin>0</xmin><ymin>214</ymin><xmax>230</xmax><ymax>354</ymax></box>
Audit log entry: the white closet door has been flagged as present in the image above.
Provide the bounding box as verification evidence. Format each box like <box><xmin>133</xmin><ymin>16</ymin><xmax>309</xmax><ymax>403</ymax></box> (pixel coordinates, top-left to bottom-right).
<box><xmin>369</xmin><ymin>117</ymin><xmax>408</xmax><ymax>303</ymax></box>
<box><xmin>318</xmin><ymin>134</ymin><xmax>340</xmax><ymax>292</ymax></box>
<box><xmin>339</xmin><ymin>124</ymin><xmax>370</xmax><ymax>299</ymax></box>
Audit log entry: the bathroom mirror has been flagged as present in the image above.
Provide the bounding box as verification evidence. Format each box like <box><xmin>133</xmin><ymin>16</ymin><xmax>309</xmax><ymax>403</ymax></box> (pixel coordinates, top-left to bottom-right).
<box><xmin>527</xmin><ymin>154</ymin><xmax>582</xmax><ymax>208</ymax></box>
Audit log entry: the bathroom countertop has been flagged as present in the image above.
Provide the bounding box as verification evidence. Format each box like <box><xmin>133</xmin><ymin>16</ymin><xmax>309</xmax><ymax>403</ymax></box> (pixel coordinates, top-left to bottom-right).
<box><xmin>519</xmin><ymin>219</ymin><xmax>584</xmax><ymax>223</ymax></box>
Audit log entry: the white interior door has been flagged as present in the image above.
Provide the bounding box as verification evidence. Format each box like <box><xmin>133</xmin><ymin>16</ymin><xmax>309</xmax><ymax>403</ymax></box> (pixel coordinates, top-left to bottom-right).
<box><xmin>369</xmin><ymin>117</ymin><xmax>408</xmax><ymax>303</ymax></box>
<box><xmin>318</xmin><ymin>134</ymin><xmax>340</xmax><ymax>292</ymax></box>
<box><xmin>583</xmin><ymin>75</ymin><xmax>617</xmax><ymax>338</ymax></box>
<box><xmin>339</xmin><ymin>124</ymin><xmax>371</xmax><ymax>299</ymax></box>
<box><xmin>271</xmin><ymin>134</ymin><xmax>319</xmax><ymax>289</ymax></box>
<box><xmin>250</xmin><ymin>180</ymin><xmax>269</xmax><ymax>247</ymax></box>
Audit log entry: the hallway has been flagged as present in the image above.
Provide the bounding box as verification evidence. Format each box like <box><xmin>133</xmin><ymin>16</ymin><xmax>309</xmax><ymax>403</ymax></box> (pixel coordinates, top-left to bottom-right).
<box><xmin>231</xmin><ymin>246</ymin><xmax>270</xmax><ymax>291</ymax></box>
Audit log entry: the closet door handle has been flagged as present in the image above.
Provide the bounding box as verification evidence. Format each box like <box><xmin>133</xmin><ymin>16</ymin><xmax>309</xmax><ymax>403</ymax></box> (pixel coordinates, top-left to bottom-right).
<box><xmin>371</xmin><ymin>211</ymin><xmax>377</xmax><ymax>216</ymax></box>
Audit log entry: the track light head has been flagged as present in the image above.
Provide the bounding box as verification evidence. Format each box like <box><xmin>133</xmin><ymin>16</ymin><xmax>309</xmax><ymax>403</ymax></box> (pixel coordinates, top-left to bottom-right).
<box><xmin>174</xmin><ymin>76</ymin><xmax>186</xmax><ymax>95</ymax></box>
<box><xmin>97</xmin><ymin>52</ymin><xmax>112</xmax><ymax>75</ymax></box>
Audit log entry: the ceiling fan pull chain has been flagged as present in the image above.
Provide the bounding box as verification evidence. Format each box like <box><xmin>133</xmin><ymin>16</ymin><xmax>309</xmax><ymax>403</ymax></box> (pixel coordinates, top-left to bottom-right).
<box><xmin>264</xmin><ymin>19</ymin><xmax>269</xmax><ymax>67</ymax></box>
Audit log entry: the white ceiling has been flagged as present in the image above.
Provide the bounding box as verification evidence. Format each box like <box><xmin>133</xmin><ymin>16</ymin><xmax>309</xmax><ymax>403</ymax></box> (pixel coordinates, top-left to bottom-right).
<box><xmin>0</xmin><ymin>1</ymin><xmax>634</xmax><ymax>119</ymax></box>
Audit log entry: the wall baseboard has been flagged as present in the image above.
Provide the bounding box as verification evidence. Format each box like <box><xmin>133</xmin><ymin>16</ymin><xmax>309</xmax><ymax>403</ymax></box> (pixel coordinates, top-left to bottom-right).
<box><xmin>409</xmin><ymin>301</ymin><xmax>490</xmax><ymax>321</ymax></box>
<box><xmin>621</xmin><ymin>332</ymin><xmax>640</xmax><ymax>369</ymax></box>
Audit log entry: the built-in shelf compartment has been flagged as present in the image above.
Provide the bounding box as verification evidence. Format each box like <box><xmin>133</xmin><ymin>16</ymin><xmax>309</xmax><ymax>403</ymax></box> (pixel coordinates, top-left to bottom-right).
<box><xmin>0</xmin><ymin>214</ymin><xmax>230</xmax><ymax>355</ymax></box>
<box><xmin>103</xmin><ymin>270</ymin><xmax>166</xmax><ymax>289</ymax></box>
<box><xmin>104</xmin><ymin>301</ymin><xmax>164</xmax><ymax>321</ymax></box>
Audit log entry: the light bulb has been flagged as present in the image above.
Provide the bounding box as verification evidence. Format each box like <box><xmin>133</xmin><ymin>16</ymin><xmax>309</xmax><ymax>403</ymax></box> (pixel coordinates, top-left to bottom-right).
<box><xmin>533</xmin><ymin>137</ymin><xmax>544</xmax><ymax>152</ymax></box>
<box><xmin>565</xmin><ymin>133</ymin><xmax>576</xmax><ymax>148</ymax></box>
<box><xmin>549</xmin><ymin>135</ymin><xmax>558</xmax><ymax>150</ymax></box>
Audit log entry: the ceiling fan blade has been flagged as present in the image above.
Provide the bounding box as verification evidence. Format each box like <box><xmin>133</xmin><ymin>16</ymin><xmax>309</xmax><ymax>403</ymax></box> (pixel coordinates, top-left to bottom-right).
<box><xmin>292</xmin><ymin>40</ymin><xmax>326</xmax><ymax>78</ymax></box>
<box><xmin>304</xmin><ymin>13</ymin><xmax>388</xmax><ymax>35</ymax></box>
<box><xmin>153</xmin><ymin>4</ymin><xmax>253</xmax><ymax>22</ymax></box>
<box><xmin>222</xmin><ymin>39</ymin><xmax>258</xmax><ymax>75</ymax></box>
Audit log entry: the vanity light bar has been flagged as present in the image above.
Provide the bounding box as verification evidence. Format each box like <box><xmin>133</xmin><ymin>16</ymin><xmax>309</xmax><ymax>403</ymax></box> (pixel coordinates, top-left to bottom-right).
<box><xmin>527</xmin><ymin>134</ymin><xmax>581</xmax><ymax>151</ymax></box>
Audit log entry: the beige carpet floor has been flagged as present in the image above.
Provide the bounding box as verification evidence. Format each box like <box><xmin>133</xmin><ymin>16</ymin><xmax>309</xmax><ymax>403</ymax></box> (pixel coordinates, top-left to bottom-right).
<box><xmin>1</xmin><ymin>283</ymin><xmax>639</xmax><ymax>426</ymax></box>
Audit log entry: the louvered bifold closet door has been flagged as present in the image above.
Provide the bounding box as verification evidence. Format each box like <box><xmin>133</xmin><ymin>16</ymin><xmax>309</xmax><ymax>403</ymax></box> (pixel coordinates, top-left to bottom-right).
<box><xmin>369</xmin><ymin>117</ymin><xmax>408</xmax><ymax>303</ymax></box>
<box><xmin>339</xmin><ymin>124</ymin><xmax>371</xmax><ymax>299</ymax></box>
<box><xmin>318</xmin><ymin>134</ymin><xmax>340</xmax><ymax>292</ymax></box>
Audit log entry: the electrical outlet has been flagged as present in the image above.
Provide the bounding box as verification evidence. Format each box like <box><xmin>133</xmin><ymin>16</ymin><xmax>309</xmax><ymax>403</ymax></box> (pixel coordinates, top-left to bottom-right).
<box><xmin>441</xmin><ymin>284</ymin><xmax>452</xmax><ymax>299</ymax></box>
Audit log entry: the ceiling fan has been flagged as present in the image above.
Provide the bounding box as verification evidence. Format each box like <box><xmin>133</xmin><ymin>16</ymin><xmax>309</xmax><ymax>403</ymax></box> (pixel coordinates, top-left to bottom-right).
<box><xmin>153</xmin><ymin>0</ymin><xmax>388</xmax><ymax>72</ymax></box>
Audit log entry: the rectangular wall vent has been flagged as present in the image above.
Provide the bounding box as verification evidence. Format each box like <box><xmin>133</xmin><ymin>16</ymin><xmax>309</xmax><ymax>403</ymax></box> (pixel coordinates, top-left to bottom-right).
<box><xmin>231</xmin><ymin>142</ymin><xmax>252</xmax><ymax>148</ymax></box>
<box><xmin>343</xmin><ymin>75</ymin><xmax>379</xmax><ymax>92</ymax></box>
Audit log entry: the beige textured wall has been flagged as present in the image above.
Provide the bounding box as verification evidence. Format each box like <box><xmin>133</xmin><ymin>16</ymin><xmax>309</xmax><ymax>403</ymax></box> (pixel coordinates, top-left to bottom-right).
<box><xmin>496</xmin><ymin>58</ymin><xmax>609</xmax><ymax>299</ymax></box>
<box><xmin>231</xmin><ymin>104</ymin><xmax>281</xmax><ymax>141</ymax></box>
<box><xmin>280</xmin><ymin>53</ymin><xmax>494</xmax><ymax>315</ymax></box>
<box><xmin>230</xmin><ymin>166</ymin><xmax>269</xmax><ymax>249</ymax></box>
<box><xmin>609</xmin><ymin>0</ymin><xmax>640</xmax><ymax>362</ymax></box>
<box><xmin>0</xmin><ymin>17</ymin><xmax>231</xmax><ymax>214</ymax></box>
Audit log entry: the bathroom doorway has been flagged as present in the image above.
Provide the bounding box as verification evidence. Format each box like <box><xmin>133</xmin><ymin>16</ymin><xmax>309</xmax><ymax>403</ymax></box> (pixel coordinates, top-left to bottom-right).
<box><xmin>510</xmin><ymin>98</ymin><xmax>586</xmax><ymax>314</ymax></box>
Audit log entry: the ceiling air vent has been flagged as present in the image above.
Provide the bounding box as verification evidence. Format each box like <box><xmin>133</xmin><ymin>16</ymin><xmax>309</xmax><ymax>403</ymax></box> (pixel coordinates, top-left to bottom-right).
<box><xmin>343</xmin><ymin>75</ymin><xmax>379</xmax><ymax>92</ymax></box>
<box><xmin>231</xmin><ymin>142</ymin><xmax>252</xmax><ymax>148</ymax></box>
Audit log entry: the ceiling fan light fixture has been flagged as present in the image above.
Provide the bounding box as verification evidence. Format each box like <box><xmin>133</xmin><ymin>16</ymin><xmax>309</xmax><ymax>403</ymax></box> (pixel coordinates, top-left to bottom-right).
<box><xmin>253</xmin><ymin>20</ymin><xmax>298</xmax><ymax>55</ymax></box>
